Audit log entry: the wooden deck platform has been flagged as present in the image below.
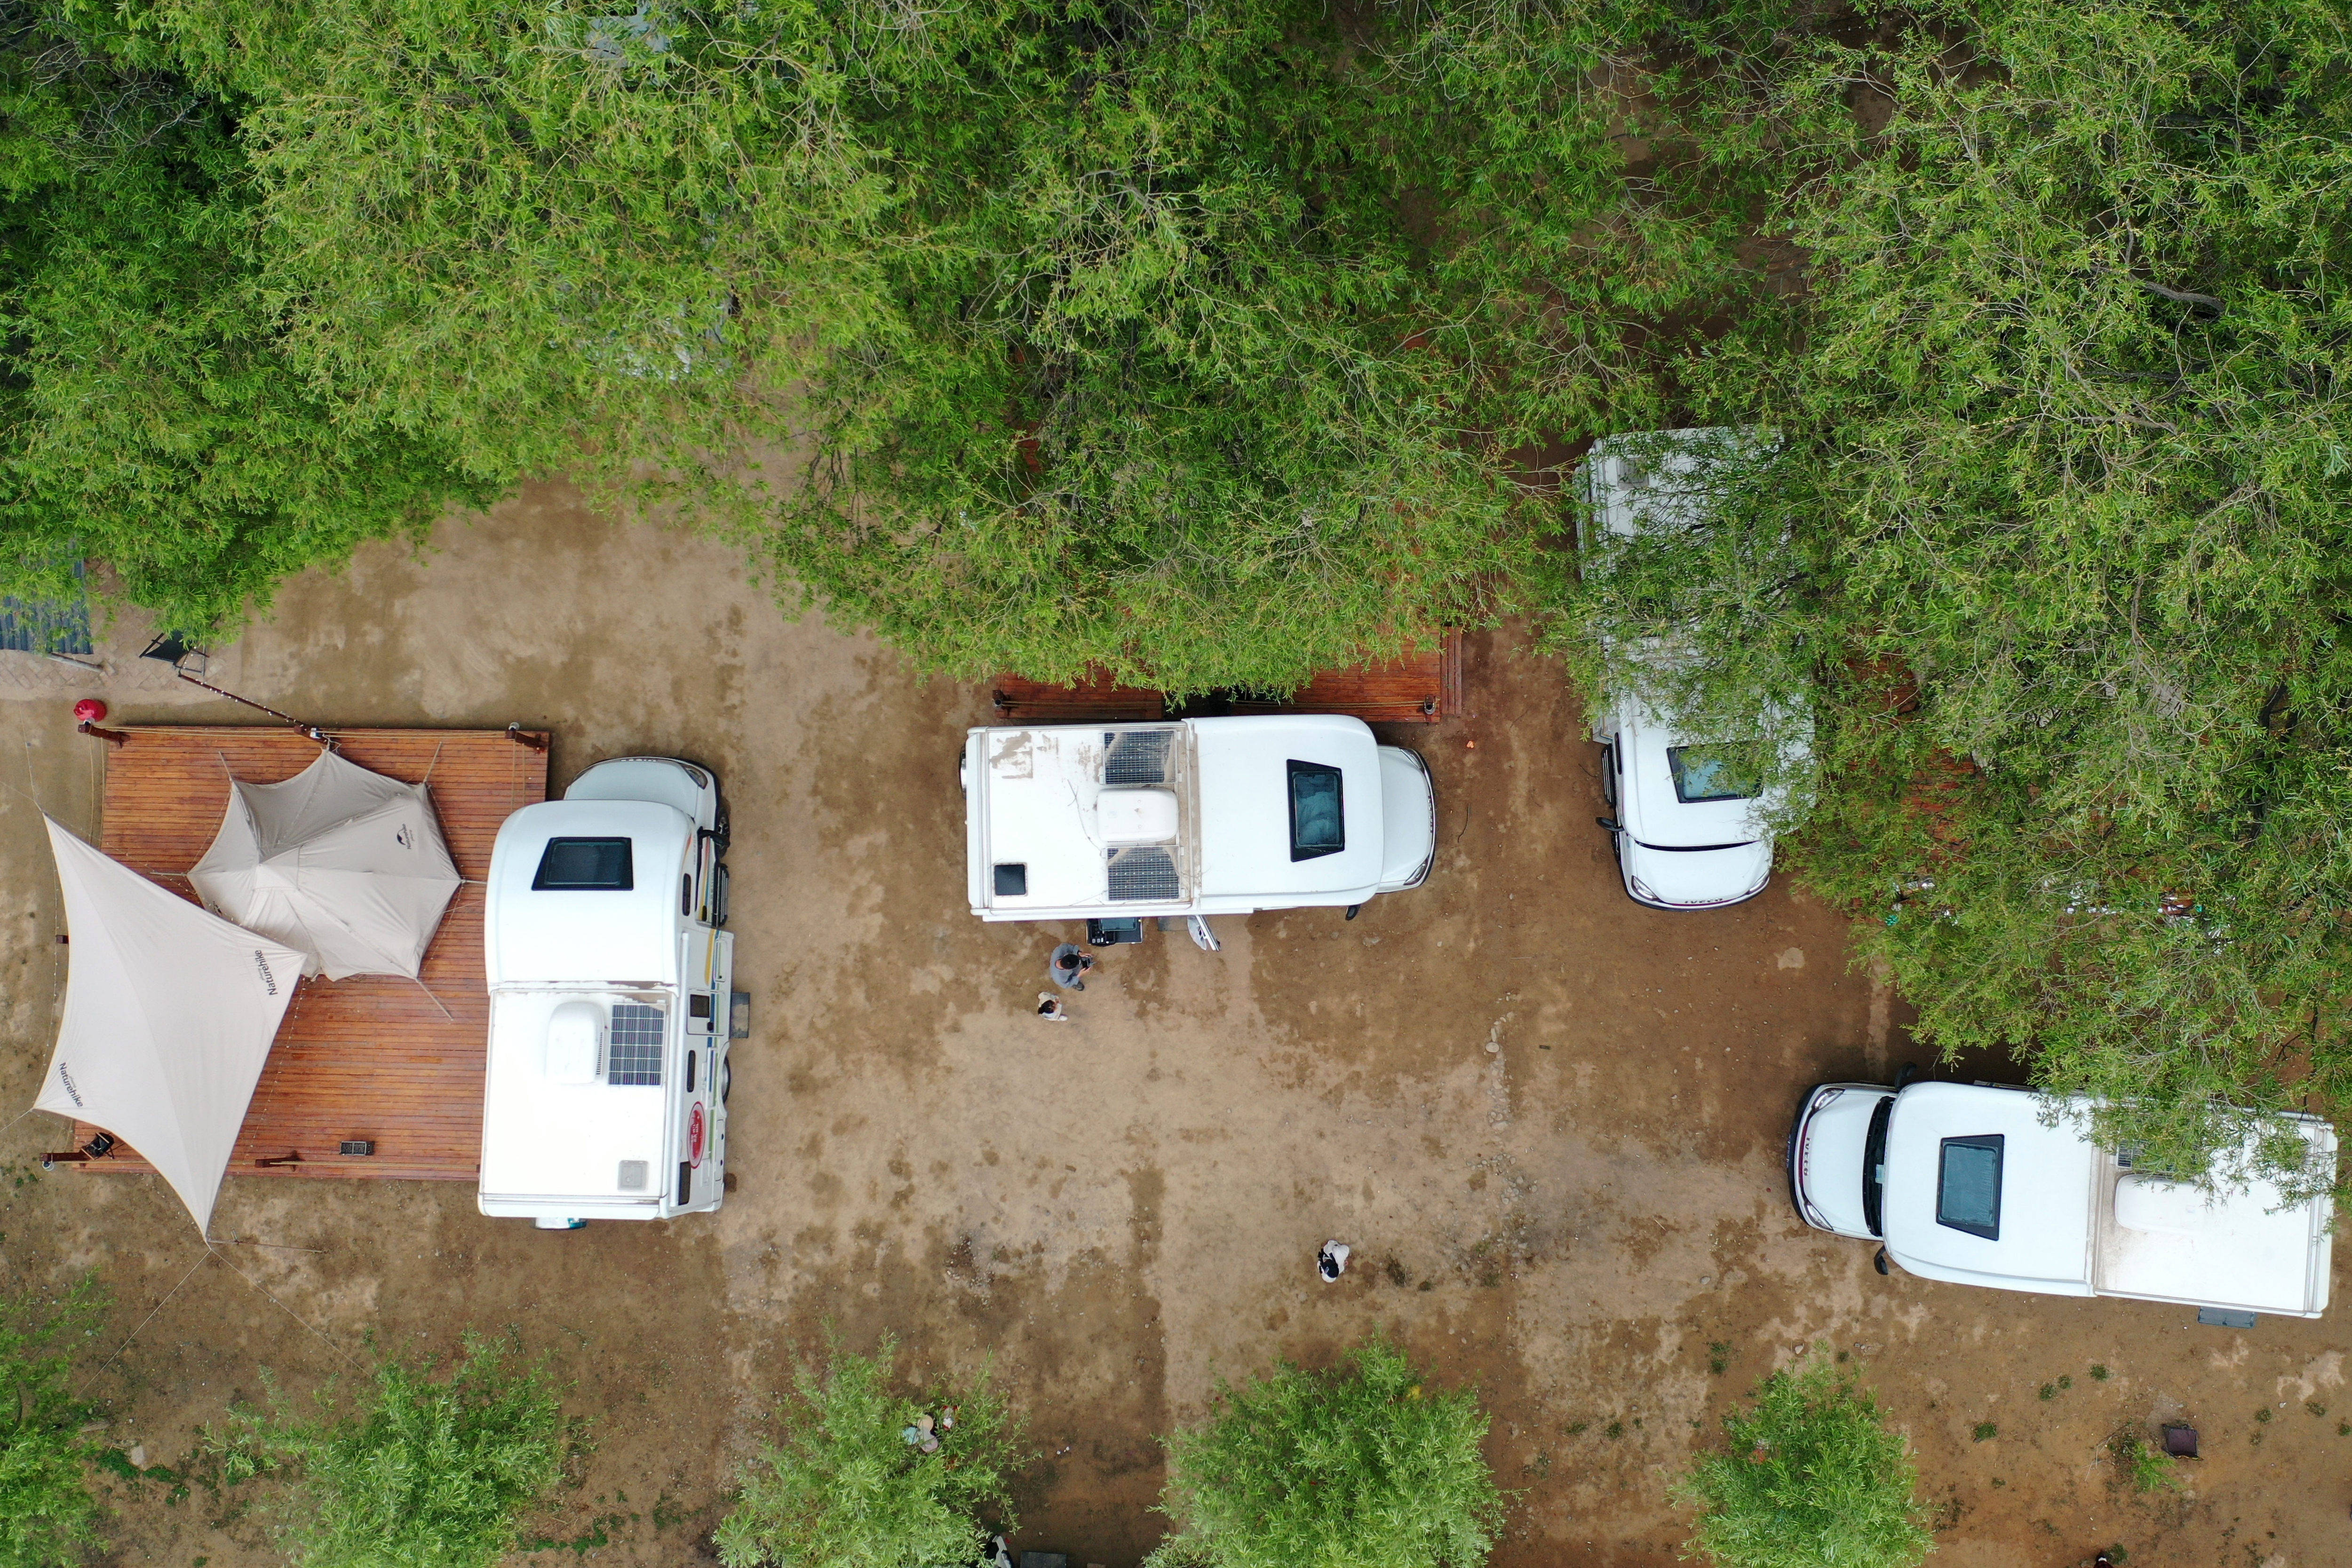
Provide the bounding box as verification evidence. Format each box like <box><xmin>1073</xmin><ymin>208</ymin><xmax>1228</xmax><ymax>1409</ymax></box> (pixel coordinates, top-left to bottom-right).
<box><xmin>64</xmin><ymin>726</ymin><xmax>548</xmax><ymax>1184</ymax></box>
<box><xmin>985</xmin><ymin>632</ymin><xmax>1463</xmax><ymax>725</ymax></box>
<box><xmin>987</xmin><ymin>670</ymin><xmax>1170</xmax><ymax>724</ymax></box>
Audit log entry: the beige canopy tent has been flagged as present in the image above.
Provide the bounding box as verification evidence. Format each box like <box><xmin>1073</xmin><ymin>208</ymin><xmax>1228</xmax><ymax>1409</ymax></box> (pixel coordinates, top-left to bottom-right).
<box><xmin>188</xmin><ymin>749</ymin><xmax>461</xmax><ymax>980</ymax></box>
<box><xmin>34</xmin><ymin>818</ymin><xmax>307</xmax><ymax>1232</ymax></box>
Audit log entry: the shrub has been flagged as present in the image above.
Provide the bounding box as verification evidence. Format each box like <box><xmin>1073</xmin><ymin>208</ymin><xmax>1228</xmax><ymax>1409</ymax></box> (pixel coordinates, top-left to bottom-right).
<box><xmin>1678</xmin><ymin>1354</ymin><xmax>1931</xmax><ymax>1568</ymax></box>
<box><xmin>0</xmin><ymin>1276</ymin><xmax>106</xmax><ymax>1568</ymax></box>
<box><xmin>1148</xmin><ymin>1338</ymin><xmax>1503</xmax><ymax>1568</ymax></box>
<box><xmin>715</xmin><ymin>1337</ymin><xmax>1021</xmax><ymax>1568</ymax></box>
<box><xmin>2113</xmin><ymin>1434</ymin><xmax>2177</xmax><ymax>1494</ymax></box>
<box><xmin>212</xmin><ymin>1332</ymin><xmax>572</xmax><ymax>1568</ymax></box>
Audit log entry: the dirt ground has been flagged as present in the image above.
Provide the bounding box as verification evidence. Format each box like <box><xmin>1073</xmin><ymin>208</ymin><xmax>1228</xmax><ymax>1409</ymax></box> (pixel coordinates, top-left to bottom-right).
<box><xmin>0</xmin><ymin>486</ymin><xmax>2344</xmax><ymax>1568</ymax></box>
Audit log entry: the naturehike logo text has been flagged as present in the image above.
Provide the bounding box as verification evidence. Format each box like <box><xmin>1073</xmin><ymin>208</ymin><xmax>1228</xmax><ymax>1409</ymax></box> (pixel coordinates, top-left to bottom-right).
<box><xmin>55</xmin><ymin>1064</ymin><xmax>82</xmax><ymax>1108</ymax></box>
<box><xmin>253</xmin><ymin>951</ymin><xmax>278</xmax><ymax>996</ymax></box>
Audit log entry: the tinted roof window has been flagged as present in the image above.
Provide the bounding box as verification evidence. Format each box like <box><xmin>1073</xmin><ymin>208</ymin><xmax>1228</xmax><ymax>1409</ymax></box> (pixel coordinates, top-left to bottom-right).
<box><xmin>1287</xmin><ymin>761</ymin><xmax>1344</xmax><ymax>861</ymax></box>
<box><xmin>532</xmin><ymin>837</ymin><xmax>634</xmax><ymax>891</ymax></box>
<box><xmin>1936</xmin><ymin>1134</ymin><xmax>2004</xmax><ymax>1239</ymax></box>
<box><xmin>1668</xmin><ymin>744</ymin><xmax>1761</xmax><ymax>803</ymax></box>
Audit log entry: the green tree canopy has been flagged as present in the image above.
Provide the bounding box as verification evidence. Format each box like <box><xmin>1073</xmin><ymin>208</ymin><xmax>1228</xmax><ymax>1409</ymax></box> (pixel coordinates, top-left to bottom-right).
<box><xmin>0</xmin><ymin>3</ymin><xmax>498</xmax><ymax>631</ymax></box>
<box><xmin>1148</xmin><ymin>1338</ymin><xmax>1504</xmax><ymax>1568</ymax></box>
<box><xmin>212</xmin><ymin>1332</ymin><xmax>573</xmax><ymax>1568</ymax></box>
<box><xmin>1677</xmin><ymin>1352</ymin><xmax>1931</xmax><ymax>1568</ymax></box>
<box><xmin>715</xmin><ymin>1337</ymin><xmax>1021</xmax><ymax>1568</ymax></box>
<box><xmin>8</xmin><ymin>0</ymin><xmax>2351</xmax><ymax>1164</ymax></box>
<box><xmin>1554</xmin><ymin>0</ymin><xmax>2352</xmax><ymax>1181</ymax></box>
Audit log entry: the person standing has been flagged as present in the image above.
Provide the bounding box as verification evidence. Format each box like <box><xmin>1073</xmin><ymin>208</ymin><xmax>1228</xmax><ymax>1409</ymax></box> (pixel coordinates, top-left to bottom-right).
<box><xmin>1049</xmin><ymin>943</ymin><xmax>1096</xmax><ymax>990</ymax></box>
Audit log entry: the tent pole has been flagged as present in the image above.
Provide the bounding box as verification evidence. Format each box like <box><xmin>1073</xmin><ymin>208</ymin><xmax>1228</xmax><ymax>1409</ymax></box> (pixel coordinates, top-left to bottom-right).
<box><xmin>172</xmin><ymin>672</ymin><xmax>333</xmax><ymax>746</ymax></box>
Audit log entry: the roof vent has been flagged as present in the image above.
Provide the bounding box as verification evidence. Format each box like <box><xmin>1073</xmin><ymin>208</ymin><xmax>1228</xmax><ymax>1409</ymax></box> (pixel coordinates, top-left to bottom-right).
<box><xmin>2114</xmin><ymin>1173</ymin><xmax>2213</xmax><ymax>1237</ymax></box>
<box><xmin>1097</xmin><ymin>788</ymin><xmax>1179</xmax><ymax>845</ymax></box>
<box><xmin>545</xmin><ymin>999</ymin><xmax>604</xmax><ymax>1084</ymax></box>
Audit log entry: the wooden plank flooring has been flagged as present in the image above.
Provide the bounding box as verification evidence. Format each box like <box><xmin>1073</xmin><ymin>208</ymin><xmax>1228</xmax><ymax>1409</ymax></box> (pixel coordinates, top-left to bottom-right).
<box><xmin>984</xmin><ymin>633</ymin><xmax>1463</xmax><ymax>725</ymax></box>
<box><xmin>987</xmin><ymin>669</ymin><xmax>1167</xmax><ymax>723</ymax></box>
<box><xmin>63</xmin><ymin>726</ymin><xmax>547</xmax><ymax>1184</ymax></box>
<box><xmin>1223</xmin><ymin>632</ymin><xmax>1463</xmax><ymax>724</ymax></box>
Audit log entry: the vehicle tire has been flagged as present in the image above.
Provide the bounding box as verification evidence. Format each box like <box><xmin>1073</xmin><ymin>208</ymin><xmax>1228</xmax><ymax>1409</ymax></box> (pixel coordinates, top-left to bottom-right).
<box><xmin>712</xmin><ymin>795</ymin><xmax>731</xmax><ymax>858</ymax></box>
<box><xmin>1600</xmin><ymin>744</ymin><xmax>1617</xmax><ymax>806</ymax></box>
<box><xmin>721</xmin><ymin>1057</ymin><xmax>732</xmax><ymax>1105</ymax></box>
<box><xmin>1873</xmin><ymin>1247</ymin><xmax>1891</xmax><ymax>1276</ymax></box>
<box><xmin>711</xmin><ymin>862</ymin><xmax>730</xmax><ymax>928</ymax></box>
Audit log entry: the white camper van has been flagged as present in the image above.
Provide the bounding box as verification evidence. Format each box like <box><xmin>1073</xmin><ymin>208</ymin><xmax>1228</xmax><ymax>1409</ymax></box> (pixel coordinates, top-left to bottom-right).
<box><xmin>962</xmin><ymin>715</ymin><xmax>1435</xmax><ymax>922</ymax></box>
<box><xmin>479</xmin><ymin>757</ymin><xmax>734</xmax><ymax>1229</ymax></box>
<box><xmin>1790</xmin><ymin>1079</ymin><xmax>2336</xmax><ymax>1319</ymax></box>
<box><xmin>1582</xmin><ymin>428</ymin><xmax>1809</xmax><ymax>911</ymax></box>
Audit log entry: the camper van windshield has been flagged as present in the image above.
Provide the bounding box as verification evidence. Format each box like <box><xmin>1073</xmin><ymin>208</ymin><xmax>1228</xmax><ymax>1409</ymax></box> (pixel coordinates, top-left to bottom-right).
<box><xmin>533</xmin><ymin>837</ymin><xmax>634</xmax><ymax>891</ymax></box>
<box><xmin>1667</xmin><ymin>744</ymin><xmax>1761</xmax><ymax>803</ymax></box>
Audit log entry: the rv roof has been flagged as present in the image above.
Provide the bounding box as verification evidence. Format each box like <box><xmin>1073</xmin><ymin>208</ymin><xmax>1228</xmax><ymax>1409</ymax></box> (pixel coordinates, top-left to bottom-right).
<box><xmin>478</xmin><ymin>988</ymin><xmax>669</xmax><ymax>1207</ymax></box>
<box><xmin>973</xmin><ymin>725</ymin><xmax>1180</xmax><ymax>910</ymax></box>
<box><xmin>1882</xmin><ymin>1083</ymin><xmax>2098</xmax><ymax>1288</ymax></box>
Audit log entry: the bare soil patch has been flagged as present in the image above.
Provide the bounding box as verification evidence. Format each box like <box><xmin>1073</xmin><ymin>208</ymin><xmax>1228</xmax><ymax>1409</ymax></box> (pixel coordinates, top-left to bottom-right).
<box><xmin>0</xmin><ymin>485</ymin><xmax>2340</xmax><ymax>1566</ymax></box>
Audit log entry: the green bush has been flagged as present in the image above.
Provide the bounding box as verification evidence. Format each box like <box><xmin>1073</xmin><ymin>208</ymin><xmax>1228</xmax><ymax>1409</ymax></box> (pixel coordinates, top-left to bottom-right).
<box><xmin>715</xmin><ymin>1337</ymin><xmax>1022</xmax><ymax>1568</ymax></box>
<box><xmin>2113</xmin><ymin>1433</ymin><xmax>2178</xmax><ymax>1494</ymax></box>
<box><xmin>0</xmin><ymin>1277</ymin><xmax>106</xmax><ymax>1568</ymax></box>
<box><xmin>1677</xmin><ymin>1354</ymin><xmax>1930</xmax><ymax>1568</ymax></box>
<box><xmin>211</xmin><ymin>1332</ymin><xmax>572</xmax><ymax>1568</ymax></box>
<box><xmin>1148</xmin><ymin>1338</ymin><xmax>1502</xmax><ymax>1568</ymax></box>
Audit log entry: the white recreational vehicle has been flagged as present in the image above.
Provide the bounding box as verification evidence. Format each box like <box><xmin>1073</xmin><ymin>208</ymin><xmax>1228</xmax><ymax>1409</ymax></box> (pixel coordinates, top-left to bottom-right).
<box><xmin>479</xmin><ymin>757</ymin><xmax>734</xmax><ymax>1229</ymax></box>
<box><xmin>961</xmin><ymin>714</ymin><xmax>1435</xmax><ymax>924</ymax></box>
<box><xmin>1582</xmin><ymin>428</ymin><xmax>1810</xmax><ymax>911</ymax></box>
<box><xmin>1791</xmin><ymin>1079</ymin><xmax>2336</xmax><ymax>1320</ymax></box>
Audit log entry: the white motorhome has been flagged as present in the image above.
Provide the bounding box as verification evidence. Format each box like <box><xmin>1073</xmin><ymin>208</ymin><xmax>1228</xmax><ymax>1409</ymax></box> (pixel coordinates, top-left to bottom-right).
<box><xmin>1582</xmin><ymin>428</ymin><xmax>1808</xmax><ymax>911</ymax></box>
<box><xmin>480</xmin><ymin>757</ymin><xmax>733</xmax><ymax>1229</ymax></box>
<box><xmin>1790</xmin><ymin>1079</ymin><xmax>2336</xmax><ymax>1319</ymax></box>
<box><xmin>961</xmin><ymin>715</ymin><xmax>1435</xmax><ymax>922</ymax></box>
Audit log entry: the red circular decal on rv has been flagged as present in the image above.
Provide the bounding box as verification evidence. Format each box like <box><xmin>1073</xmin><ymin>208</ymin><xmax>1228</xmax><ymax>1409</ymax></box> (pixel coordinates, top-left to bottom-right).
<box><xmin>689</xmin><ymin>1103</ymin><xmax>707</xmax><ymax>1168</ymax></box>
